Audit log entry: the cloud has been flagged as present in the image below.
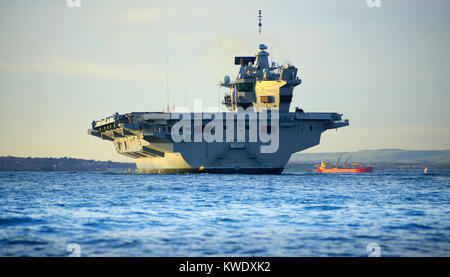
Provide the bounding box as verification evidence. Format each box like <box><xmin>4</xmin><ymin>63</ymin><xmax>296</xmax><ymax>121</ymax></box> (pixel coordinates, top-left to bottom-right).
<box><xmin>0</xmin><ymin>58</ymin><xmax>161</xmax><ymax>83</ymax></box>
<box><xmin>116</xmin><ymin>9</ymin><xmax>170</xmax><ymax>24</ymax></box>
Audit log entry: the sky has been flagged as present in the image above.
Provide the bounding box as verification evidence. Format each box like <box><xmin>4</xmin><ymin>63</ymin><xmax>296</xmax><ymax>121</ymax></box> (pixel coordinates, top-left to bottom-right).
<box><xmin>0</xmin><ymin>0</ymin><xmax>449</xmax><ymax>162</ymax></box>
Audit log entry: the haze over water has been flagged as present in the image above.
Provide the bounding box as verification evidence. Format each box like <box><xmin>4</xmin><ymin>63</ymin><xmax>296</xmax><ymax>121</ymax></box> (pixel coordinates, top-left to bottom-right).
<box><xmin>0</xmin><ymin>170</ymin><xmax>449</xmax><ymax>256</ymax></box>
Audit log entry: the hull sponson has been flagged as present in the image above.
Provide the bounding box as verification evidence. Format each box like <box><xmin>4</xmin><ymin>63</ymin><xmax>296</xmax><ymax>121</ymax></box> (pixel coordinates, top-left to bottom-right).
<box><xmin>135</xmin><ymin>153</ymin><xmax>192</xmax><ymax>174</ymax></box>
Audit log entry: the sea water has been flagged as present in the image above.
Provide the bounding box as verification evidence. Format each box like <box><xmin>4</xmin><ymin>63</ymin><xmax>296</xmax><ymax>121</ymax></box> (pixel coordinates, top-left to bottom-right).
<box><xmin>0</xmin><ymin>170</ymin><xmax>449</xmax><ymax>256</ymax></box>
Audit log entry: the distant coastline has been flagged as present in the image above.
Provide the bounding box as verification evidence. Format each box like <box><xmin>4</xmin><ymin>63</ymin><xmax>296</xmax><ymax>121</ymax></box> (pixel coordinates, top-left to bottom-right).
<box><xmin>1</xmin><ymin>149</ymin><xmax>449</xmax><ymax>172</ymax></box>
<box><xmin>0</xmin><ymin>156</ymin><xmax>135</xmax><ymax>172</ymax></box>
<box><xmin>291</xmin><ymin>149</ymin><xmax>450</xmax><ymax>164</ymax></box>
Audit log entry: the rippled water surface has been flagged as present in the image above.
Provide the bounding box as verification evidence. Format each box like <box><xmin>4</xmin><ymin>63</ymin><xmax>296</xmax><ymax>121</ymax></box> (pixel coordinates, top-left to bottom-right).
<box><xmin>0</xmin><ymin>171</ymin><xmax>449</xmax><ymax>256</ymax></box>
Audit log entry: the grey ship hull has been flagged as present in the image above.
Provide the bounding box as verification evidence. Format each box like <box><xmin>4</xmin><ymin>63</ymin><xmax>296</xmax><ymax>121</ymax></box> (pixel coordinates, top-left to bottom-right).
<box><xmin>88</xmin><ymin>111</ymin><xmax>348</xmax><ymax>174</ymax></box>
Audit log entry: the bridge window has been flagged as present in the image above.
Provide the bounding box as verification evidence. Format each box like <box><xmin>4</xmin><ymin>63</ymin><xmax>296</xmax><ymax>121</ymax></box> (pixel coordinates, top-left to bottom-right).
<box><xmin>260</xmin><ymin>96</ymin><xmax>275</xmax><ymax>103</ymax></box>
<box><xmin>236</xmin><ymin>83</ymin><xmax>254</xmax><ymax>92</ymax></box>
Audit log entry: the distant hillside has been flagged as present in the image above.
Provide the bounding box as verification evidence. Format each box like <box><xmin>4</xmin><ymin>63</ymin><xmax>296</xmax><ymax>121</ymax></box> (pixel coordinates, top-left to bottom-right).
<box><xmin>290</xmin><ymin>149</ymin><xmax>450</xmax><ymax>164</ymax></box>
<box><xmin>0</xmin><ymin>156</ymin><xmax>136</xmax><ymax>171</ymax></box>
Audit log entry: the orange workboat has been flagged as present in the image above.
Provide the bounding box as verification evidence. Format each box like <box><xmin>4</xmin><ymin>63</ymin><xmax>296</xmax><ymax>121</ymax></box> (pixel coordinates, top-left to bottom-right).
<box><xmin>316</xmin><ymin>156</ymin><xmax>373</xmax><ymax>173</ymax></box>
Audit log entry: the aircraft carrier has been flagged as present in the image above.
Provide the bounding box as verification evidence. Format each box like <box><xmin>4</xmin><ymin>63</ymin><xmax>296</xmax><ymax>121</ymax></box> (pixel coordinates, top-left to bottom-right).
<box><xmin>88</xmin><ymin>11</ymin><xmax>349</xmax><ymax>174</ymax></box>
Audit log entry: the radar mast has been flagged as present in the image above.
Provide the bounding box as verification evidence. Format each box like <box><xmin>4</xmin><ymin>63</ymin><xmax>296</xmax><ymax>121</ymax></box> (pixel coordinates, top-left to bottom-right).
<box><xmin>257</xmin><ymin>10</ymin><xmax>263</xmax><ymax>45</ymax></box>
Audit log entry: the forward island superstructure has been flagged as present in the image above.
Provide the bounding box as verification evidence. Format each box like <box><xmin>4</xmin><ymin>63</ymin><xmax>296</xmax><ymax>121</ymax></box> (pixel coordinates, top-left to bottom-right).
<box><xmin>88</xmin><ymin>11</ymin><xmax>349</xmax><ymax>174</ymax></box>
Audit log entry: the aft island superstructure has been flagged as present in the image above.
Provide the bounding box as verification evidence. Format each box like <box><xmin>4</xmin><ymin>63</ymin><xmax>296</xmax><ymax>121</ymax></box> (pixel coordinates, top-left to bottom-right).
<box><xmin>88</xmin><ymin>11</ymin><xmax>349</xmax><ymax>174</ymax></box>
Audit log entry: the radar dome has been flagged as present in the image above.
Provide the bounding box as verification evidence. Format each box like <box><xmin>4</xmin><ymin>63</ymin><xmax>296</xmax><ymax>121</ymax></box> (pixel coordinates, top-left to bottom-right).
<box><xmin>223</xmin><ymin>75</ymin><xmax>230</xmax><ymax>84</ymax></box>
